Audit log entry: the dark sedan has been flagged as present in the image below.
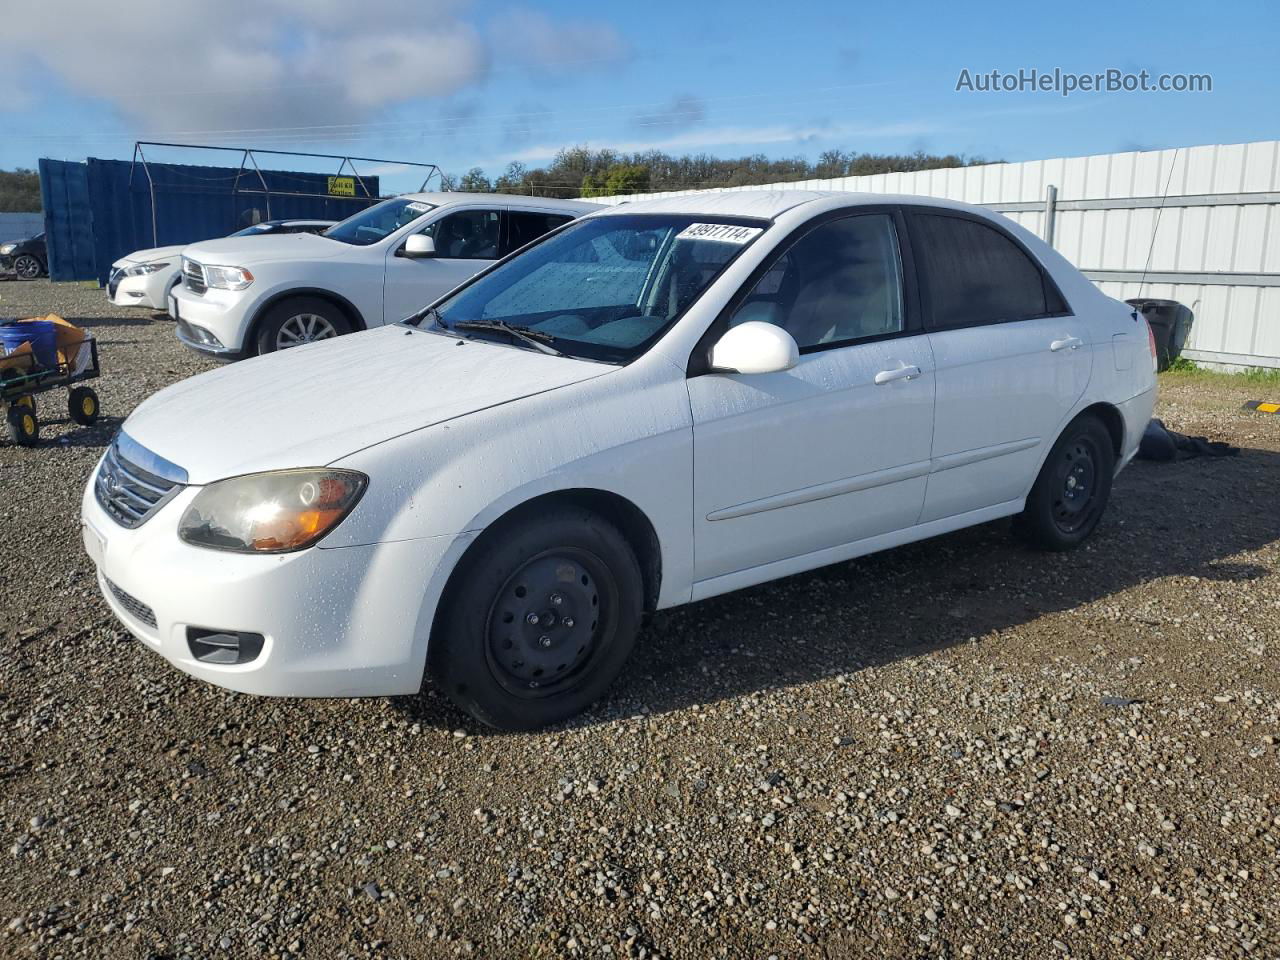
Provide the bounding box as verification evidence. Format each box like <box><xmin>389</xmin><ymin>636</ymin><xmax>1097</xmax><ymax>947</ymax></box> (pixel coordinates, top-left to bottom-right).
<box><xmin>0</xmin><ymin>232</ymin><xmax>47</xmax><ymax>279</ymax></box>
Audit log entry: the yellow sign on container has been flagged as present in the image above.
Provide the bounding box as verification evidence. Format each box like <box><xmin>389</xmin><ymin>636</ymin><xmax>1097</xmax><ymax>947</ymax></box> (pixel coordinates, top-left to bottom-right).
<box><xmin>327</xmin><ymin>176</ymin><xmax>356</xmax><ymax>197</ymax></box>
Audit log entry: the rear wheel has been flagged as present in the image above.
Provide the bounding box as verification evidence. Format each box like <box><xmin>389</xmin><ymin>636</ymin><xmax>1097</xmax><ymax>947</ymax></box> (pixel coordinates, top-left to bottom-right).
<box><xmin>7</xmin><ymin>404</ymin><xmax>39</xmax><ymax>446</ymax></box>
<box><xmin>430</xmin><ymin>507</ymin><xmax>644</xmax><ymax>731</ymax></box>
<box><xmin>255</xmin><ymin>297</ymin><xmax>351</xmax><ymax>355</ymax></box>
<box><xmin>1016</xmin><ymin>414</ymin><xmax>1115</xmax><ymax>551</ymax></box>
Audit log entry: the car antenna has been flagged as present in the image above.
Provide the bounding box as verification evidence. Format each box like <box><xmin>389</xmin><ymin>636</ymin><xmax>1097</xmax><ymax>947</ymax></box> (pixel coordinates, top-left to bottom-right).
<box><xmin>1133</xmin><ymin>147</ymin><xmax>1180</xmax><ymax>322</ymax></box>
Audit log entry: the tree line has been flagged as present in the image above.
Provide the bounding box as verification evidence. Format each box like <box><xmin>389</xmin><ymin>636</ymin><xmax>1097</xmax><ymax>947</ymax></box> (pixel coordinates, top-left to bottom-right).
<box><xmin>0</xmin><ymin>169</ymin><xmax>41</xmax><ymax>212</ymax></box>
<box><xmin>441</xmin><ymin>147</ymin><xmax>995</xmax><ymax>198</ymax></box>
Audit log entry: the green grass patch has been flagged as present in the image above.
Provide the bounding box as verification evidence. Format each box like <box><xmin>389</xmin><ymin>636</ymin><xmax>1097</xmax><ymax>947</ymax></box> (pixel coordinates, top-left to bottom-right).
<box><xmin>1160</xmin><ymin>358</ymin><xmax>1280</xmax><ymax>387</ymax></box>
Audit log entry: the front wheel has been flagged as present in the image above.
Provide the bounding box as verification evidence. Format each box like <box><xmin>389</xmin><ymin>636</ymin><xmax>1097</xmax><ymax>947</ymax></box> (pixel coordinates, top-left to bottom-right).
<box><xmin>7</xmin><ymin>404</ymin><xmax>39</xmax><ymax>446</ymax></box>
<box><xmin>1016</xmin><ymin>414</ymin><xmax>1115</xmax><ymax>551</ymax></box>
<box><xmin>13</xmin><ymin>255</ymin><xmax>43</xmax><ymax>280</ymax></box>
<box><xmin>430</xmin><ymin>507</ymin><xmax>644</xmax><ymax>731</ymax></box>
<box><xmin>255</xmin><ymin>297</ymin><xmax>352</xmax><ymax>355</ymax></box>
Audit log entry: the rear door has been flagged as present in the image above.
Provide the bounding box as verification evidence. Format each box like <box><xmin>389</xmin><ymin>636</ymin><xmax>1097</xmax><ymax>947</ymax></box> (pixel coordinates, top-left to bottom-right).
<box><xmin>688</xmin><ymin>209</ymin><xmax>935</xmax><ymax>588</ymax></box>
<box><xmin>503</xmin><ymin>210</ymin><xmax>575</xmax><ymax>257</ymax></box>
<box><xmin>382</xmin><ymin>207</ymin><xmax>503</xmax><ymax>324</ymax></box>
<box><xmin>907</xmin><ymin>210</ymin><xmax>1092</xmax><ymax>522</ymax></box>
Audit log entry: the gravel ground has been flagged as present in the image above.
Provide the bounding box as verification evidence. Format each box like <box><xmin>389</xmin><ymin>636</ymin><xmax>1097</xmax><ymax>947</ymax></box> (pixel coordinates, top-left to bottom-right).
<box><xmin>2</xmin><ymin>278</ymin><xmax>1278</xmax><ymax>959</ymax></box>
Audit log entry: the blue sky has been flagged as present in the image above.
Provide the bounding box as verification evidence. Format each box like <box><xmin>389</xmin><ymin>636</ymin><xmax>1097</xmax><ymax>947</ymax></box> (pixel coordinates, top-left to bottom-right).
<box><xmin>2</xmin><ymin>0</ymin><xmax>1277</xmax><ymax>194</ymax></box>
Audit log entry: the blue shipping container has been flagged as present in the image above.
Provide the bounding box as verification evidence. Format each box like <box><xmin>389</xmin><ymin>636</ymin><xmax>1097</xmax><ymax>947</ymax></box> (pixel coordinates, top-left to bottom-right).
<box><xmin>39</xmin><ymin>157</ymin><xmax>381</xmax><ymax>283</ymax></box>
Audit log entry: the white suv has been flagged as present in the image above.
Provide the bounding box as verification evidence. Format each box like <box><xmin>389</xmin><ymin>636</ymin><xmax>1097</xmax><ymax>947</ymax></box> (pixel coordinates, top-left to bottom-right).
<box><xmin>169</xmin><ymin>193</ymin><xmax>596</xmax><ymax>358</ymax></box>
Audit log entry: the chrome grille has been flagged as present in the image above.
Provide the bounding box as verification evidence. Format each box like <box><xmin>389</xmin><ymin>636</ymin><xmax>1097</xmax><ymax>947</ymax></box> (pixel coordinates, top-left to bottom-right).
<box><xmin>105</xmin><ymin>578</ymin><xmax>157</xmax><ymax>628</ymax></box>
<box><xmin>182</xmin><ymin>258</ymin><xmax>207</xmax><ymax>295</ymax></box>
<box><xmin>107</xmin><ymin>268</ymin><xmax>122</xmax><ymax>299</ymax></box>
<box><xmin>94</xmin><ymin>435</ymin><xmax>185</xmax><ymax>529</ymax></box>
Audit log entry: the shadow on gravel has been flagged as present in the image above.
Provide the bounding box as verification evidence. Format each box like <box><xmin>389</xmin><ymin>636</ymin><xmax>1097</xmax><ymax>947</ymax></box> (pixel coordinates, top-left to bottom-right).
<box><xmin>395</xmin><ymin>446</ymin><xmax>1280</xmax><ymax>733</ymax></box>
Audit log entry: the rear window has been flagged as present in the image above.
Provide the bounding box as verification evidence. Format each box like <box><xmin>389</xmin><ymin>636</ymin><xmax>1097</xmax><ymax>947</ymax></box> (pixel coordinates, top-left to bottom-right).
<box><xmin>911</xmin><ymin>214</ymin><xmax>1060</xmax><ymax>329</ymax></box>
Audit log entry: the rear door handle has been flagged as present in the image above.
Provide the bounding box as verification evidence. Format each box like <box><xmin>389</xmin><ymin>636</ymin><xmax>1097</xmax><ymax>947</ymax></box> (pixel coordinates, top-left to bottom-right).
<box><xmin>1050</xmin><ymin>336</ymin><xmax>1083</xmax><ymax>352</ymax></box>
<box><xmin>874</xmin><ymin>365</ymin><xmax>921</xmax><ymax>385</ymax></box>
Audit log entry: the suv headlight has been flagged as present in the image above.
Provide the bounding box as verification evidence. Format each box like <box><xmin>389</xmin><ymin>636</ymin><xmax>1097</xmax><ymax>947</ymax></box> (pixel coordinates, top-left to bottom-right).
<box><xmin>179</xmin><ymin>469</ymin><xmax>367</xmax><ymax>553</ymax></box>
<box><xmin>204</xmin><ymin>264</ymin><xmax>255</xmax><ymax>290</ymax></box>
<box><xmin>124</xmin><ymin>261</ymin><xmax>171</xmax><ymax>276</ymax></box>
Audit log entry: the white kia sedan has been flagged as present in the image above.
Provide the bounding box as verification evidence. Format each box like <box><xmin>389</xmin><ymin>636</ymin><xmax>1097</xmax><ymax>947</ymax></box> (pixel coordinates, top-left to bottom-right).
<box><xmin>170</xmin><ymin>193</ymin><xmax>596</xmax><ymax>358</ymax></box>
<box><xmin>82</xmin><ymin>191</ymin><xmax>1157</xmax><ymax>730</ymax></box>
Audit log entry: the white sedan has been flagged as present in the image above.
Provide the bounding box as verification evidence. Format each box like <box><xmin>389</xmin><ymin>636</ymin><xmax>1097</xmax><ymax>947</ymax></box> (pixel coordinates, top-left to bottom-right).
<box><xmin>81</xmin><ymin>191</ymin><xmax>1157</xmax><ymax>730</ymax></box>
<box><xmin>107</xmin><ymin>220</ymin><xmax>334</xmax><ymax>310</ymax></box>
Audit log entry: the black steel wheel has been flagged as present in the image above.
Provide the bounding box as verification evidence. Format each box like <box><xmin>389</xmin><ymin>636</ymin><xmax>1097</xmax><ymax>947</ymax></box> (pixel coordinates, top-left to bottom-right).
<box><xmin>7</xmin><ymin>404</ymin><xmax>39</xmax><ymax>446</ymax></box>
<box><xmin>1016</xmin><ymin>414</ymin><xmax>1115</xmax><ymax>551</ymax></box>
<box><xmin>68</xmin><ymin>386</ymin><xmax>100</xmax><ymax>426</ymax></box>
<box><xmin>431</xmin><ymin>506</ymin><xmax>644</xmax><ymax>730</ymax></box>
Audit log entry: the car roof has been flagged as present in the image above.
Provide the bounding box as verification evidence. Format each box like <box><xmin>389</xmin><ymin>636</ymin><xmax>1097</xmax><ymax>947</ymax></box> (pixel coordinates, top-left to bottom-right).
<box><xmin>397</xmin><ymin>191</ymin><xmax>599</xmax><ymax>213</ymax></box>
<box><xmin>588</xmin><ymin>190</ymin><xmax>1001</xmax><ymax>222</ymax></box>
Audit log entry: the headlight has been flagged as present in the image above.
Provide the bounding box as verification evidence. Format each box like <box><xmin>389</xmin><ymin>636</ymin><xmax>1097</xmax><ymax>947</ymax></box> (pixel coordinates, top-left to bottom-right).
<box><xmin>0</xmin><ymin>243</ymin><xmax>15</xmax><ymax>255</ymax></box>
<box><xmin>178</xmin><ymin>469</ymin><xmax>367</xmax><ymax>553</ymax></box>
<box><xmin>204</xmin><ymin>264</ymin><xmax>254</xmax><ymax>290</ymax></box>
<box><xmin>123</xmin><ymin>261</ymin><xmax>171</xmax><ymax>277</ymax></box>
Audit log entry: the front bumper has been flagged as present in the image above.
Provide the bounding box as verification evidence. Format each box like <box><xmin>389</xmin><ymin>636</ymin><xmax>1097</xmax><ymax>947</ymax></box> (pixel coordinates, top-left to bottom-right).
<box><xmin>81</xmin><ymin>471</ymin><xmax>458</xmax><ymax>697</ymax></box>
<box><xmin>108</xmin><ymin>265</ymin><xmax>176</xmax><ymax>309</ymax></box>
<box><xmin>169</xmin><ymin>283</ymin><xmax>256</xmax><ymax>355</ymax></box>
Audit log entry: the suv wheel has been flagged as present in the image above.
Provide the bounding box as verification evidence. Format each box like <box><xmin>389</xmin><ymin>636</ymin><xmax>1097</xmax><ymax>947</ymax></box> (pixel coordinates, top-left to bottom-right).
<box><xmin>256</xmin><ymin>297</ymin><xmax>352</xmax><ymax>355</ymax></box>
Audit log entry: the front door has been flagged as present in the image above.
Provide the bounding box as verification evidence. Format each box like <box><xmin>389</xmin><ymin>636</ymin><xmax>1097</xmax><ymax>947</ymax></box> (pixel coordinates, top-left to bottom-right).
<box><xmin>688</xmin><ymin>211</ymin><xmax>936</xmax><ymax>588</ymax></box>
<box><xmin>383</xmin><ymin>208</ymin><xmax>502</xmax><ymax>324</ymax></box>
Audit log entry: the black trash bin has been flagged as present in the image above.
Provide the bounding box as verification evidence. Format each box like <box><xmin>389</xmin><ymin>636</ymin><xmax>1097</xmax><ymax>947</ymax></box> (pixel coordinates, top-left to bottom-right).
<box><xmin>1125</xmin><ymin>298</ymin><xmax>1194</xmax><ymax>371</ymax></box>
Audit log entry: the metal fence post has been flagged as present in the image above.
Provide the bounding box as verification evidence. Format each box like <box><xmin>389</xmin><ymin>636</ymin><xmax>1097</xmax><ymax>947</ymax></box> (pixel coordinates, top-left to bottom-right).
<box><xmin>1044</xmin><ymin>184</ymin><xmax>1058</xmax><ymax>247</ymax></box>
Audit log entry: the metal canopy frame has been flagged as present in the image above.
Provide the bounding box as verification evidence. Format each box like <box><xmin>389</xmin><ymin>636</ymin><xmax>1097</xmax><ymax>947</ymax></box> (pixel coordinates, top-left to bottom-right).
<box><xmin>126</xmin><ymin>141</ymin><xmax>441</xmax><ymax>246</ymax></box>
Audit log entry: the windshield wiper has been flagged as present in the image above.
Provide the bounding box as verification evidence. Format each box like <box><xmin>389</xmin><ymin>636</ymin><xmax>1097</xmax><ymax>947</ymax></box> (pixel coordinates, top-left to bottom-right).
<box><xmin>408</xmin><ymin>305</ymin><xmax>444</xmax><ymax>329</ymax></box>
<box><xmin>453</xmin><ymin>320</ymin><xmax>566</xmax><ymax>357</ymax></box>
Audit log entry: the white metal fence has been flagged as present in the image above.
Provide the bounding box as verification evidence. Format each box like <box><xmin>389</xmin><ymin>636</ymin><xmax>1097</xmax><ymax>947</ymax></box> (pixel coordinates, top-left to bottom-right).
<box><xmin>602</xmin><ymin>140</ymin><xmax>1280</xmax><ymax>369</ymax></box>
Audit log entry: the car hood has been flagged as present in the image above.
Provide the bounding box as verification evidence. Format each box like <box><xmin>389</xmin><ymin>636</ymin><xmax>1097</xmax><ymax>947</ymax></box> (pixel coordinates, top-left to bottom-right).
<box><xmin>183</xmin><ymin>232</ymin><xmax>349</xmax><ymax>266</ymax></box>
<box><xmin>113</xmin><ymin>244</ymin><xmax>185</xmax><ymax>267</ymax></box>
<box><xmin>122</xmin><ymin>325</ymin><xmax>611</xmax><ymax>484</ymax></box>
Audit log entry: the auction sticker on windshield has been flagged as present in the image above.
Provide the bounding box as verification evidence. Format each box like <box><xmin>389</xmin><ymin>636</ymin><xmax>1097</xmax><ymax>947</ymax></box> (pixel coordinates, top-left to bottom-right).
<box><xmin>675</xmin><ymin>223</ymin><xmax>763</xmax><ymax>244</ymax></box>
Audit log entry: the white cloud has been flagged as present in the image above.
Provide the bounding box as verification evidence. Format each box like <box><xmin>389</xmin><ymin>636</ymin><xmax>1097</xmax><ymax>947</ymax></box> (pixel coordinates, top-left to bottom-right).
<box><xmin>0</xmin><ymin>1</ymin><xmax>624</xmax><ymax>138</ymax></box>
<box><xmin>489</xmin><ymin>7</ymin><xmax>630</xmax><ymax>75</ymax></box>
<box><xmin>482</xmin><ymin>119</ymin><xmax>943</xmax><ymax>167</ymax></box>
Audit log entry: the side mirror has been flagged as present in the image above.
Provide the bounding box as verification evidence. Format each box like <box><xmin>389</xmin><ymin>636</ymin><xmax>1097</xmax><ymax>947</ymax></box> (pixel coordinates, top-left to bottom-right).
<box><xmin>708</xmin><ymin>321</ymin><xmax>799</xmax><ymax>375</ymax></box>
<box><xmin>400</xmin><ymin>234</ymin><xmax>437</xmax><ymax>258</ymax></box>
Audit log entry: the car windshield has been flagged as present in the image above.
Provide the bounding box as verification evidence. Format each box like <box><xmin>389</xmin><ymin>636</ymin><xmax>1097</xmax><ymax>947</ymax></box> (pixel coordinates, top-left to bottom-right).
<box><xmin>227</xmin><ymin>223</ymin><xmax>280</xmax><ymax>238</ymax></box>
<box><xmin>420</xmin><ymin>214</ymin><xmax>767</xmax><ymax>363</ymax></box>
<box><xmin>322</xmin><ymin>197</ymin><xmax>436</xmax><ymax>246</ymax></box>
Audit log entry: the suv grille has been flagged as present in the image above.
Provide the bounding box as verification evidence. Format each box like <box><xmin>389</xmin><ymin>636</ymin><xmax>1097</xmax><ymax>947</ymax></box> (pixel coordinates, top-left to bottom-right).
<box><xmin>105</xmin><ymin>578</ymin><xmax>157</xmax><ymax>628</ymax></box>
<box><xmin>182</xmin><ymin>258</ymin><xmax>207</xmax><ymax>295</ymax></box>
<box><xmin>94</xmin><ymin>436</ymin><xmax>185</xmax><ymax>529</ymax></box>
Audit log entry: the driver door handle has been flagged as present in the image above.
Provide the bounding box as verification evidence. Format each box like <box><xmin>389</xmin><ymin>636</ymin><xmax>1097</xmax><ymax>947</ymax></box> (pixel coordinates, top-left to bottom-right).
<box><xmin>874</xmin><ymin>365</ymin><xmax>921</xmax><ymax>385</ymax></box>
<box><xmin>1050</xmin><ymin>336</ymin><xmax>1083</xmax><ymax>352</ymax></box>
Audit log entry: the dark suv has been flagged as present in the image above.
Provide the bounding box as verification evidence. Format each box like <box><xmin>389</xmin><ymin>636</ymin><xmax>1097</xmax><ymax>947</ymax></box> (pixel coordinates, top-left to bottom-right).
<box><xmin>0</xmin><ymin>232</ymin><xmax>47</xmax><ymax>280</ymax></box>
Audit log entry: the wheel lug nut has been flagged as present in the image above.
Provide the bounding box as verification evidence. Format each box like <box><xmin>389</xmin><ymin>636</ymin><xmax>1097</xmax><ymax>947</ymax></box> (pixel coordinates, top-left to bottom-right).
<box><xmin>563</xmin><ymin>617</ymin><xmax>575</xmax><ymax>628</ymax></box>
<box><xmin>539</xmin><ymin>635</ymin><xmax>552</xmax><ymax>648</ymax></box>
<box><xmin>550</xmin><ymin>593</ymin><xmax>563</xmax><ymax>605</ymax></box>
<box><xmin>526</xmin><ymin>613</ymin><xmax>540</xmax><ymax>625</ymax></box>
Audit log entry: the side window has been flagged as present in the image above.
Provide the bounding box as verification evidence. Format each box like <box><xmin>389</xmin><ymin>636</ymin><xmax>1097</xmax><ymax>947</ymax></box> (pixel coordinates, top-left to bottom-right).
<box><xmin>729</xmin><ymin>214</ymin><xmax>905</xmax><ymax>349</ymax></box>
<box><xmin>911</xmin><ymin>214</ymin><xmax>1054</xmax><ymax>329</ymax></box>
<box><xmin>422</xmin><ymin>210</ymin><xmax>501</xmax><ymax>260</ymax></box>
<box><xmin>504</xmin><ymin>212</ymin><xmax>574</xmax><ymax>256</ymax></box>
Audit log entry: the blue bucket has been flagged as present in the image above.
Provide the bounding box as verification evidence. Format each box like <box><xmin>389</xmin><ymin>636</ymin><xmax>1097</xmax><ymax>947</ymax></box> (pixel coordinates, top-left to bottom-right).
<box><xmin>0</xmin><ymin>320</ymin><xmax>58</xmax><ymax>369</ymax></box>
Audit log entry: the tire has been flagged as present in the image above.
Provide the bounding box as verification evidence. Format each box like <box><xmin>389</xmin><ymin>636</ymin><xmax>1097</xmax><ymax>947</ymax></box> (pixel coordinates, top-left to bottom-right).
<box><xmin>14</xmin><ymin>394</ymin><xmax>35</xmax><ymax>412</ymax></box>
<box><xmin>68</xmin><ymin>386</ymin><xmax>100</xmax><ymax>426</ymax></box>
<box><xmin>430</xmin><ymin>507</ymin><xmax>645</xmax><ymax>731</ymax></box>
<box><xmin>13</xmin><ymin>254</ymin><xmax>43</xmax><ymax>280</ymax></box>
<box><xmin>1016</xmin><ymin>414</ymin><xmax>1115</xmax><ymax>551</ymax></box>
<box><xmin>255</xmin><ymin>297</ymin><xmax>352</xmax><ymax>355</ymax></box>
<box><xmin>7</xmin><ymin>404</ymin><xmax>39</xmax><ymax>446</ymax></box>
